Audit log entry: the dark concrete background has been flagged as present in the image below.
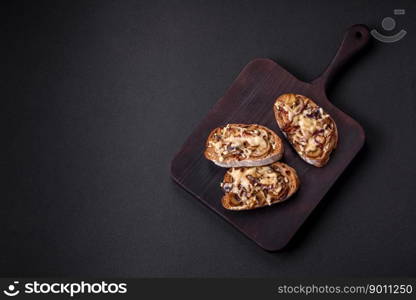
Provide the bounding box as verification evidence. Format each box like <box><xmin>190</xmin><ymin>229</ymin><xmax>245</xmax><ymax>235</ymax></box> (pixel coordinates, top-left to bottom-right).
<box><xmin>1</xmin><ymin>0</ymin><xmax>415</xmax><ymax>277</ymax></box>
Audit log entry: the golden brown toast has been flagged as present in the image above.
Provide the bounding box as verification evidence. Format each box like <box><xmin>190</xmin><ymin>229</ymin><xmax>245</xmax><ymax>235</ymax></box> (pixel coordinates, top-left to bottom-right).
<box><xmin>204</xmin><ymin>124</ymin><xmax>283</xmax><ymax>168</ymax></box>
<box><xmin>274</xmin><ymin>94</ymin><xmax>338</xmax><ymax>167</ymax></box>
<box><xmin>220</xmin><ymin>162</ymin><xmax>300</xmax><ymax>210</ymax></box>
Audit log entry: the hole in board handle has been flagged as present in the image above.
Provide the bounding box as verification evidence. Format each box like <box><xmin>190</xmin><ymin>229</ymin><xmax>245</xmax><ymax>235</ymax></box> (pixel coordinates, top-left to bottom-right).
<box><xmin>355</xmin><ymin>31</ymin><xmax>363</xmax><ymax>39</ymax></box>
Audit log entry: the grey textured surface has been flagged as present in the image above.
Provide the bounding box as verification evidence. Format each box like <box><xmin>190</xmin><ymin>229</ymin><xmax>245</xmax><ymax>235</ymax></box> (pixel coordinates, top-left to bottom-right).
<box><xmin>1</xmin><ymin>0</ymin><xmax>416</xmax><ymax>277</ymax></box>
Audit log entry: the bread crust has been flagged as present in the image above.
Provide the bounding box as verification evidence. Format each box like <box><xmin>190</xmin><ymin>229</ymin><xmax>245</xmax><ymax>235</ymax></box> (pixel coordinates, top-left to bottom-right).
<box><xmin>221</xmin><ymin>162</ymin><xmax>300</xmax><ymax>211</ymax></box>
<box><xmin>204</xmin><ymin>124</ymin><xmax>284</xmax><ymax>168</ymax></box>
<box><xmin>274</xmin><ymin>94</ymin><xmax>338</xmax><ymax>167</ymax></box>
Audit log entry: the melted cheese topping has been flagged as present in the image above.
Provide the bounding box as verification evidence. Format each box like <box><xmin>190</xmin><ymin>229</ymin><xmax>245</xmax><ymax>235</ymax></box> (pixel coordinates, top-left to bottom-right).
<box><xmin>275</xmin><ymin>94</ymin><xmax>335</xmax><ymax>158</ymax></box>
<box><xmin>222</xmin><ymin>165</ymin><xmax>288</xmax><ymax>206</ymax></box>
<box><xmin>208</xmin><ymin>124</ymin><xmax>275</xmax><ymax>161</ymax></box>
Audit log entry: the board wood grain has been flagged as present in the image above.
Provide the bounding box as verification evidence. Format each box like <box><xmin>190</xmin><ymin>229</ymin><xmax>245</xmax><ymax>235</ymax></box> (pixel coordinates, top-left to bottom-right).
<box><xmin>171</xmin><ymin>24</ymin><xmax>370</xmax><ymax>251</ymax></box>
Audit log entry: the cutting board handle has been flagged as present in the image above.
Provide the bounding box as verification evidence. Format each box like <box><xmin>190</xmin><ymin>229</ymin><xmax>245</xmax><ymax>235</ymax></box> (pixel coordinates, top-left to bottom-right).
<box><xmin>312</xmin><ymin>24</ymin><xmax>370</xmax><ymax>90</ymax></box>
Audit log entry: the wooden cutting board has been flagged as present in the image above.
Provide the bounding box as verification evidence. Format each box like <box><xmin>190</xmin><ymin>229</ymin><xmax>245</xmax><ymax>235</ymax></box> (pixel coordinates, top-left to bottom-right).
<box><xmin>171</xmin><ymin>24</ymin><xmax>370</xmax><ymax>251</ymax></box>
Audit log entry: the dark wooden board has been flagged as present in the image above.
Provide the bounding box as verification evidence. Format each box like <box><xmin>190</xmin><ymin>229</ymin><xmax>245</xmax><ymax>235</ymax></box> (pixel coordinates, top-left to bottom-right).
<box><xmin>171</xmin><ymin>25</ymin><xmax>370</xmax><ymax>251</ymax></box>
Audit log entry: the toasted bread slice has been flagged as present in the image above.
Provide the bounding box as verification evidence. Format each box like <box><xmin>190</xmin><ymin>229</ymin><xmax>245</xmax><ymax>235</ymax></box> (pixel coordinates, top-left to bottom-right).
<box><xmin>204</xmin><ymin>124</ymin><xmax>284</xmax><ymax>168</ymax></box>
<box><xmin>220</xmin><ymin>162</ymin><xmax>300</xmax><ymax>211</ymax></box>
<box><xmin>274</xmin><ymin>94</ymin><xmax>338</xmax><ymax>167</ymax></box>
